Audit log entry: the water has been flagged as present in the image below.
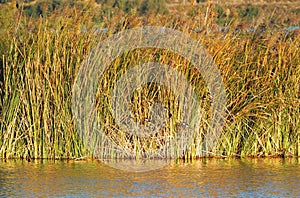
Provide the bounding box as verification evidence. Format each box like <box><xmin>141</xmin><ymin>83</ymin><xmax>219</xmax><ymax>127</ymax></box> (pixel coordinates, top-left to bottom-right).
<box><xmin>0</xmin><ymin>158</ymin><xmax>299</xmax><ymax>197</ymax></box>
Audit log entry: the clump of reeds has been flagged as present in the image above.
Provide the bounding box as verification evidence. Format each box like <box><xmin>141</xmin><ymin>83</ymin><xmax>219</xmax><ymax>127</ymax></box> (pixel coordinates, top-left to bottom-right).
<box><xmin>0</xmin><ymin>6</ymin><xmax>98</xmax><ymax>159</ymax></box>
<box><xmin>0</xmin><ymin>4</ymin><xmax>299</xmax><ymax>160</ymax></box>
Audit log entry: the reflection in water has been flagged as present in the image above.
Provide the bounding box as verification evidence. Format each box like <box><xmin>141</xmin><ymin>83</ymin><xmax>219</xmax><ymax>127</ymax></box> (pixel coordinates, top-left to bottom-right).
<box><xmin>101</xmin><ymin>158</ymin><xmax>171</xmax><ymax>172</ymax></box>
<box><xmin>0</xmin><ymin>158</ymin><xmax>299</xmax><ymax>197</ymax></box>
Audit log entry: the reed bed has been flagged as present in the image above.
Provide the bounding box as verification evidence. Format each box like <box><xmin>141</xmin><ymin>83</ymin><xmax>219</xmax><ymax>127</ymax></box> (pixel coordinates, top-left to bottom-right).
<box><xmin>0</xmin><ymin>5</ymin><xmax>299</xmax><ymax>160</ymax></box>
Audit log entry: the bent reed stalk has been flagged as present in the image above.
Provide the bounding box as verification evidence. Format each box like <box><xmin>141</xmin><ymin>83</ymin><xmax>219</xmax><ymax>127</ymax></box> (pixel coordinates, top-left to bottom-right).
<box><xmin>0</xmin><ymin>6</ymin><xmax>299</xmax><ymax>160</ymax></box>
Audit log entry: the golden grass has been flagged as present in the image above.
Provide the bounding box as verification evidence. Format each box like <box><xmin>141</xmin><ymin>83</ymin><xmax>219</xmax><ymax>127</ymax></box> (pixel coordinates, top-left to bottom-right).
<box><xmin>0</xmin><ymin>5</ymin><xmax>299</xmax><ymax>160</ymax></box>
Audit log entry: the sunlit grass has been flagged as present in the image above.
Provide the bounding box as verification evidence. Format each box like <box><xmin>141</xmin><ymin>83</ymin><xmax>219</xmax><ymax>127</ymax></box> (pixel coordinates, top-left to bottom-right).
<box><xmin>0</xmin><ymin>5</ymin><xmax>299</xmax><ymax>160</ymax></box>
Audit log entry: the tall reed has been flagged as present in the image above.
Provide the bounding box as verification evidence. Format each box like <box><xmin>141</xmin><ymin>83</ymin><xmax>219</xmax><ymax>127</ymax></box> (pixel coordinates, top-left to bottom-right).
<box><xmin>0</xmin><ymin>4</ymin><xmax>299</xmax><ymax>159</ymax></box>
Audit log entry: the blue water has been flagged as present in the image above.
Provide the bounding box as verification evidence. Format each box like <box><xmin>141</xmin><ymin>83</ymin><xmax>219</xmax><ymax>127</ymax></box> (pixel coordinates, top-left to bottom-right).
<box><xmin>0</xmin><ymin>158</ymin><xmax>299</xmax><ymax>197</ymax></box>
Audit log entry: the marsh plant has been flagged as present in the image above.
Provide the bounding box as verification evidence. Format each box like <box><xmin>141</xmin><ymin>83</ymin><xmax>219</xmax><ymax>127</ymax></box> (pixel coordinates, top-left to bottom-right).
<box><xmin>0</xmin><ymin>3</ymin><xmax>299</xmax><ymax>160</ymax></box>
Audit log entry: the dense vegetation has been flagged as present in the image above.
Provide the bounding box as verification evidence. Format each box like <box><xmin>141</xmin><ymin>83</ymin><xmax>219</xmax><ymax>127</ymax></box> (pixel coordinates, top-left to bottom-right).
<box><xmin>0</xmin><ymin>0</ymin><xmax>299</xmax><ymax>160</ymax></box>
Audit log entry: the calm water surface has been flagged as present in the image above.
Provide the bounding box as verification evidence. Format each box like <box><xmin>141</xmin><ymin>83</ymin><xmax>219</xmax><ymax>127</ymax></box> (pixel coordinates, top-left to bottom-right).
<box><xmin>0</xmin><ymin>158</ymin><xmax>299</xmax><ymax>197</ymax></box>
